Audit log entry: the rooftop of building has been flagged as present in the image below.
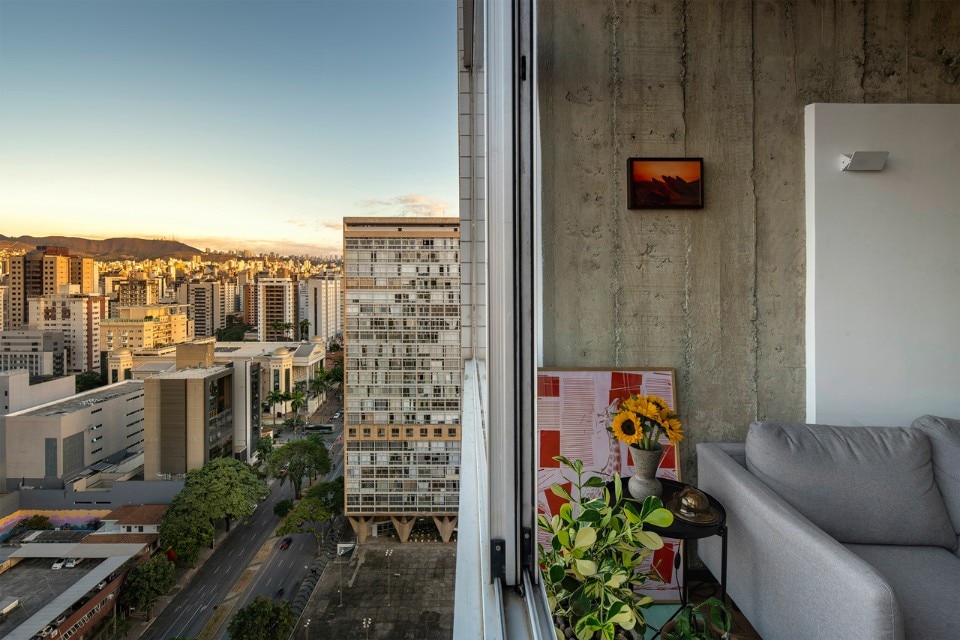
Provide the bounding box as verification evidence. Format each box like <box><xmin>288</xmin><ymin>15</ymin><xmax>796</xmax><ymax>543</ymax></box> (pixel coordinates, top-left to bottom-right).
<box><xmin>102</xmin><ymin>504</ymin><xmax>166</xmax><ymax>525</ymax></box>
<box><xmin>154</xmin><ymin>364</ymin><xmax>230</xmax><ymax>379</ymax></box>
<box><xmin>7</xmin><ymin>380</ymin><xmax>144</xmax><ymax>418</ymax></box>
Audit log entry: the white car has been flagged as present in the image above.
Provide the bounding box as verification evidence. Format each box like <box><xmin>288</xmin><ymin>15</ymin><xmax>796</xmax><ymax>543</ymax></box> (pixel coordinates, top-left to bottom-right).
<box><xmin>65</xmin><ymin>558</ymin><xmax>82</xmax><ymax>568</ymax></box>
<box><xmin>51</xmin><ymin>558</ymin><xmax>66</xmax><ymax>570</ymax></box>
<box><xmin>334</xmin><ymin>412</ymin><xmax>341</xmax><ymax>419</ymax></box>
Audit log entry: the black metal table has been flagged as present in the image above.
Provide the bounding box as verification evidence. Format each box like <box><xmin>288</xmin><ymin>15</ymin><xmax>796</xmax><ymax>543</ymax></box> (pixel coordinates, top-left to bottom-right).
<box><xmin>609</xmin><ymin>477</ymin><xmax>728</xmax><ymax>636</ymax></box>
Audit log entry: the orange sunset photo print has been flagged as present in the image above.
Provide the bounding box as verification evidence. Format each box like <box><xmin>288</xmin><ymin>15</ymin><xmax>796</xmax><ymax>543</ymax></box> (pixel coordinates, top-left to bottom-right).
<box><xmin>627</xmin><ymin>157</ymin><xmax>704</xmax><ymax>209</ymax></box>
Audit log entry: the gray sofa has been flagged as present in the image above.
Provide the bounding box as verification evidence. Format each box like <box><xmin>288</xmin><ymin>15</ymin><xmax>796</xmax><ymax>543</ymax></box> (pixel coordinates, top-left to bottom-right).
<box><xmin>697</xmin><ymin>415</ymin><xmax>960</xmax><ymax>640</ymax></box>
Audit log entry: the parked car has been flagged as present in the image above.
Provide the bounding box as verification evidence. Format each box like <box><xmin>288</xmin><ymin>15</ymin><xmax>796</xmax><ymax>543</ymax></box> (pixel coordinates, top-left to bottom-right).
<box><xmin>65</xmin><ymin>558</ymin><xmax>82</xmax><ymax>568</ymax></box>
<box><xmin>51</xmin><ymin>558</ymin><xmax>66</xmax><ymax>570</ymax></box>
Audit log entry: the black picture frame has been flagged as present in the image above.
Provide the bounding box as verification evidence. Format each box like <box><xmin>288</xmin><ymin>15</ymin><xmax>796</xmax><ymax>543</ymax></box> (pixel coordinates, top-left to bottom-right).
<box><xmin>627</xmin><ymin>157</ymin><xmax>704</xmax><ymax>209</ymax></box>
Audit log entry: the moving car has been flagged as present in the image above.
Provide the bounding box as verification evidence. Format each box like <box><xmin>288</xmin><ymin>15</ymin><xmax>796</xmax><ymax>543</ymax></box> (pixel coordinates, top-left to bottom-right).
<box><xmin>279</xmin><ymin>537</ymin><xmax>292</xmax><ymax>550</ymax></box>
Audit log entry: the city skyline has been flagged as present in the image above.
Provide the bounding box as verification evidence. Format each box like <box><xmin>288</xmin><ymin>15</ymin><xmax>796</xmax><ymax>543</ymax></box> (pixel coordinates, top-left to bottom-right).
<box><xmin>0</xmin><ymin>0</ymin><xmax>459</xmax><ymax>257</ymax></box>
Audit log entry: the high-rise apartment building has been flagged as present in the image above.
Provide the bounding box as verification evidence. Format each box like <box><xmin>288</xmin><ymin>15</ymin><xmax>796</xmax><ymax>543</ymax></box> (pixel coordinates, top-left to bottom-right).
<box><xmin>342</xmin><ymin>217</ymin><xmax>461</xmax><ymax>543</ymax></box>
<box><xmin>118</xmin><ymin>278</ymin><xmax>160</xmax><ymax>307</ymax></box>
<box><xmin>0</xmin><ymin>285</ymin><xmax>8</xmax><ymax>330</ymax></box>
<box><xmin>8</xmin><ymin>246</ymin><xmax>71</xmax><ymax>328</ymax></box>
<box><xmin>301</xmin><ymin>274</ymin><xmax>342</xmax><ymax>343</ymax></box>
<box><xmin>69</xmin><ymin>256</ymin><xmax>97</xmax><ymax>294</ymax></box>
<box><xmin>242</xmin><ymin>282</ymin><xmax>257</xmax><ymax>327</ymax></box>
<box><xmin>178</xmin><ymin>281</ymin><xmax>226</xmax><ymax>337</ymax></box>
<box><xmin>256</xmin><ymin>277</ymin><xmax>296</xmax><ymax>341</ymax></box>
<box><xmin>100</xmin><ymin>304</ymin><xmax>192</xmax><ymax>352</ymax></box>
<box><xmin>28</xmin><ymin>292</ymin><xmax>107</xmax><ymax>373</ymax></box>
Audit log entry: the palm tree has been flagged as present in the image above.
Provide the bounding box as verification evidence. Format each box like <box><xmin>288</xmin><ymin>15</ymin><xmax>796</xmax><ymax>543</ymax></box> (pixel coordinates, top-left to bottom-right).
<box><xmin>266</xmin><ymin>389</ymin><xmax>285</xmax><ymax>422</ymax></box>
<box><xmin>290</xmin><ymin>389</ymin><xmax>307</xmax><ymax>427</ymax></box>
<box><xmin>299</xmin><ymin>319</ymin><xmax>311</xmax><ymax>340</ymax></box>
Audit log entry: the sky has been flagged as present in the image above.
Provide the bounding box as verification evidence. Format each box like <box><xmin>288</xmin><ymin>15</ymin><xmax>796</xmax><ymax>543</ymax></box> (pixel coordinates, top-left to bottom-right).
<box><xmin>0</xmin><ymin>0</ymin><xmax>459</xmax><ymax>256</ymax></box>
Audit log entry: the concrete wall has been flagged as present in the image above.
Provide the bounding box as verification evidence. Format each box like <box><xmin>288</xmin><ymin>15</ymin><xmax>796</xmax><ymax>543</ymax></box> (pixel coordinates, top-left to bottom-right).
<box><xmin>538</xmin><ymin>0</ymin><xmax>960</xmax><ymax>479</ymax></box>
<box><xmin>805</xmin><ymin>103</ymin><xmax>960</xmax><ymax>426</ymax></box>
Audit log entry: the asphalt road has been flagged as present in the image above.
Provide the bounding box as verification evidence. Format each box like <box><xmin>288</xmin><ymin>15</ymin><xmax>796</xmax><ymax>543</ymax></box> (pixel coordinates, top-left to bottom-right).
<box><xmin>143</xmin><ymin>412</ymin><xmax>344</xmax><ymax>640</ymax></box>
<box><xmin>140</xmin><ymin>477</ymin><xmax>291</xmax><ymax>640</ymax></box>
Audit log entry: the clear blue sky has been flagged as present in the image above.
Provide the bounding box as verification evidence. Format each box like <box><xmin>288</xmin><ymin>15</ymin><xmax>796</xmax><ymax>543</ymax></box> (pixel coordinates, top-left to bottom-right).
<box><xmin>0</xmin><ymin>0</ymin><xmax>458</xmax><ymax>256</ymax></box>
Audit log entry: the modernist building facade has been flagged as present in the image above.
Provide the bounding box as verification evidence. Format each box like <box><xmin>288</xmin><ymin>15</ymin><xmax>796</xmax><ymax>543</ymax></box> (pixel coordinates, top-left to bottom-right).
<box><xmin>342</xmin><ymin>217</ymin><xmax>461</xmax><ymax>543</ymax></box>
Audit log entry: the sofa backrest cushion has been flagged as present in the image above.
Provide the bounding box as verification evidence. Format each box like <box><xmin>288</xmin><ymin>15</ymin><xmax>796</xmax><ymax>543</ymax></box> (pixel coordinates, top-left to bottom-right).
<box><xmin>911</xmin><ymin>415</ymin><xmax>960</xmax><ymax>541</ymax></box>
<box><xmin>746</xmin><ymin>421</ymin><xmax>957</xmax><ymax>549</ymax></box>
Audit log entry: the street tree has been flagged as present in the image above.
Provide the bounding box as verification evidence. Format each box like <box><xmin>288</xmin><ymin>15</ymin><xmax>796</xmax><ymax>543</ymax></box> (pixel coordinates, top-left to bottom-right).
<box><xmin>184</xmin><ymin>457</ymin><xmax>267</xmax><ymax>530</ymax></box>
<box><xmin>299</xmin><ymin>318</ymin><xmax>310</xmax><ymax>340</ymax></box>
<box><xmin>227</xmin><ymin>596</ymin><xmax>295</xmax><ymax>640</ymax></box>
<box><xmin>277</xmin><ymin>498</ymin><xmax>332</xmax><ymax>550</ymax></box>
<box><xmin>255</xmin><ymin>436</ymin><xmax>274</xmax><ymax>466</ymax></box>
<box><xmin>306</xmin><ymin>477</ymin><xmax>344</xmax><ymax>516</ymax></box>
<box><xmin>265</xmin><ymin>438</ymin><xmax>330</xmax><ymax>499</ymax></box>
<box><xmin>160</xmin><ymin>494</ymin><xmax>214</xmax><ymax>566</ymax></box>
<box><xmin>273</xmin><ymin>499</ymin><xmax>293</xmax><ymax>518</ymax></box>
<box><xmin>119</xmin><ymin>555</ymin><xmax>176</xmax><ymax>618</ymax></box>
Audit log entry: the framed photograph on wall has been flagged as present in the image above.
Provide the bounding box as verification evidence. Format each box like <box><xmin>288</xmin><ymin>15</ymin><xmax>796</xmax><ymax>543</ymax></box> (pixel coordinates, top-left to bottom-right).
<box><xmin>627</xmin><ymin>157</ymin><xmax>704</xmax><ymax>209</ymax></box>
<box><xmin>536</xmin><ymin>368</ymin><xmax>683</xmax><ymax>602</ymax></box>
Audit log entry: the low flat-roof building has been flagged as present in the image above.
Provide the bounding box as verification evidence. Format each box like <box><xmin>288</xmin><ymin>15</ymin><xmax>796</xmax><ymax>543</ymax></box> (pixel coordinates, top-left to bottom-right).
<box><xmin>5</xmin><ymin>381</ymin><xmax>145</xmax><ymax>483</ymax></box>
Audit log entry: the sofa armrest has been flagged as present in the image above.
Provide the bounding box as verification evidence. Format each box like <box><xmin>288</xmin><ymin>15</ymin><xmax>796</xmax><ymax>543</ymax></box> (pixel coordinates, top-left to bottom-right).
<box><xmin>697</xmin><ymin>443</ymin><xmax>904</xmax><ymax>640</ymax></box>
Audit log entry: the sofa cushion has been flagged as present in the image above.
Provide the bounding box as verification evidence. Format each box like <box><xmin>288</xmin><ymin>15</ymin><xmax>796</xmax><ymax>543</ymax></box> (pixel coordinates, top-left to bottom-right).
<box><xmin>746</xmin><ymin>422</ymin><xmax>956</xmax><ymax>549</ymax></box>
<box><xmin>845</xmin><ymin>544</ymin><xmax>960</xmax><ymax>640</ymax></box>
<box><xmin>911</xmin><ymin>415</ymin><xmax>960</xmax><ymax>540</ymax></box>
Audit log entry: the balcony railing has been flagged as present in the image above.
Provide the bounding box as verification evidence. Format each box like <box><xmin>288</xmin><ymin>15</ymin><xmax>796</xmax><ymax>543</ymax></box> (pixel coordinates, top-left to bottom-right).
<box><xmin>453</xmin><ymin>358</ymin><xmax>553</xmax><ymax>639</ymax></box>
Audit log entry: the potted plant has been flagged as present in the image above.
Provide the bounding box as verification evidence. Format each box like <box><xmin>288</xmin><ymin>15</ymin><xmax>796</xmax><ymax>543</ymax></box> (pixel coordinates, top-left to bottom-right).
<box><xmin>660</xmin><ymin>597</ymin><xmax>735</xmax><ymax>640</ymax></box>
<box><xmin>538</xmin><ymin>455</ymin><xmax>675</xmax><ymax>640</ymax></box>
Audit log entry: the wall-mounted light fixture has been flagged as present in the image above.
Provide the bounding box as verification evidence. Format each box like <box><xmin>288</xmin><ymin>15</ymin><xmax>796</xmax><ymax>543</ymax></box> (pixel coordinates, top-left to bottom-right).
<box><xmin>840</xmin><ymin>151</ymin><xmax>889</xmax><ymax>171</ymax></box>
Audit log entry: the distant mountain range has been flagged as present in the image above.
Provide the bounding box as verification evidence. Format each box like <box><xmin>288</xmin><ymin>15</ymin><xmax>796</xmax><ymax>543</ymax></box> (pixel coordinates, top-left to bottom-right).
<box><xmin>0</xmin><ymin>235</ymin><xmax>203</xmax><ymax>261</ymax></box>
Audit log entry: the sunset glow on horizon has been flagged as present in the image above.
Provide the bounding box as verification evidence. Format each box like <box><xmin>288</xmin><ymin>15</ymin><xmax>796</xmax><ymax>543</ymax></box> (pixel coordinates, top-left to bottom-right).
<box><xmin>0</xmin><ymin>0</ymin><xmax>458</xmax><ymax>256</ymax></box>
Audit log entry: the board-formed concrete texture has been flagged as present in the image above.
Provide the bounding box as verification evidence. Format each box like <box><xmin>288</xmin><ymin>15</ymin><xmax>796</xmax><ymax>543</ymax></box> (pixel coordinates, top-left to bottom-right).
<box><xmin>538</xmin><ymin>0</ymin><xmax>960</xmax><ymax>481</ymax></box>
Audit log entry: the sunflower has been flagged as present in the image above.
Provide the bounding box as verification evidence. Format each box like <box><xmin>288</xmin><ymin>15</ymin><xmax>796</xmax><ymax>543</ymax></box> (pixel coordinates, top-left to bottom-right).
<box><xmin>661</xmin><ymin>417</ymin><xmax>684</xmax><ymax>445</ymax></box>
<box><xmin>610</xmin><ymin>411</ymin><xmax>641</xmax><ymax>445</ymax></box>
<box><xmin>609</xmin><ymin>393</ymin><xmax>682</xmax><ymax>449</ymax></box>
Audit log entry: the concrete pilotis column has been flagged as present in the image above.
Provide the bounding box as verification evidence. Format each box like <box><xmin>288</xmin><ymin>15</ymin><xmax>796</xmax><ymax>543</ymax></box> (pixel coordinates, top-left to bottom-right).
<box><xmin>348</xmin><ymin>516</ymin><xmax>374</xmax><ymax>543</ymax></box>
<box><xmin>432</xmin><ymin>516</ymin><xmax>458</xmax><ymax>542</ymax></box>
<box><xmin>390</xmin><ymin>516</ymin><xmax>416</xmax><ymax>542</ymax></box>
